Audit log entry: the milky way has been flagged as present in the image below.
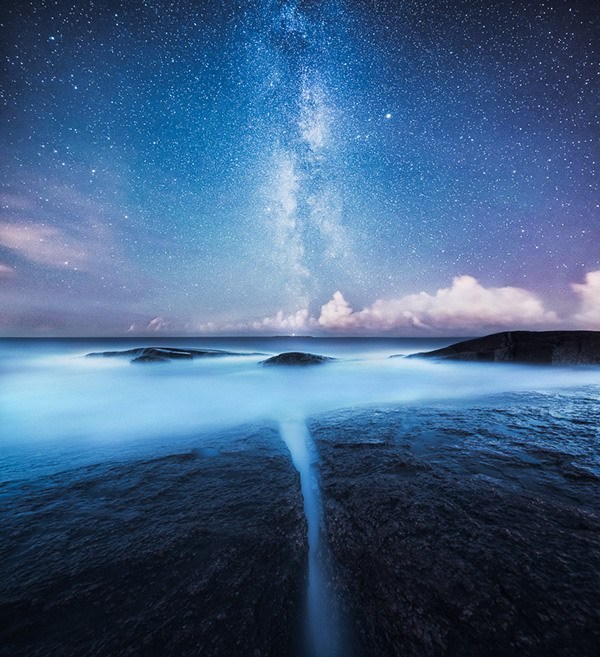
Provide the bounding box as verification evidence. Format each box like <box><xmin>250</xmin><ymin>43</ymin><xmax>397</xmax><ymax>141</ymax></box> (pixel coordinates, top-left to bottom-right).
<box><xmin>0</xmin><ymin>0</ymin><xmax>598</xmax><ymax>335</ymax></box>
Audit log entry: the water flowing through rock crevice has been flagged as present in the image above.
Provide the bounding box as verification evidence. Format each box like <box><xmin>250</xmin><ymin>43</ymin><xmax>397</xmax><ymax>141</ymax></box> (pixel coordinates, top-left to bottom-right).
<box><xmin>279</xmin><ymin>417</ymin><xmax>339</xmax><ymax>657</ymax></box>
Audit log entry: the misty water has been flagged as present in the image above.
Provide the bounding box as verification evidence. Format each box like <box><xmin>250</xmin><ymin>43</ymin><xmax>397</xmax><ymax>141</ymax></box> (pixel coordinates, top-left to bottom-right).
<box><xmin>2</xmin><ymin>338</ymin><xmax>600</xmax><ymax>657</ymax></box>
<box><xmin>3</xmin><ymin>338</ymin><xmax>600</xmax><ymax>479</ymax></box>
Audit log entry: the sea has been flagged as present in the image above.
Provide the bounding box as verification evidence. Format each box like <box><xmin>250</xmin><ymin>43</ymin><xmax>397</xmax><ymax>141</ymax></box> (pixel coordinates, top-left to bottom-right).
<box><xmin>1</xmin><ymin>337</ymin><xmax>599</xmax><ymax>657</ymax></box>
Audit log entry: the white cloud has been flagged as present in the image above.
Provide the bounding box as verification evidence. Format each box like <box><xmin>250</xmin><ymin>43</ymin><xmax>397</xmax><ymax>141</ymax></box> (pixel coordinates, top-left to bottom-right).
<box><xmin>0</xmin><ymin>187</ymin><xmax>139</xmax><ymax>285</ymax></box>
<box><xmin>318</xmin><ymin>290</ymin><xmax>354</xmax><ymax>327</ymax></box>
<box><xmin>126</xmin><ymin>273</ymin><xmax>600</xmax><ymax>337</ymax></box>
<box><xmin>220</xmin><ymin>276</ymin><xmax>556</xmax><ymax>336</ymax></box>
<box><xmin>251</xmin><ymin>308</ymin><xmax>310</xmax><ymax>332</ymax></box>
<box><xmin>318</xmin><ymin>275</ymin><xmax>557</xmax><ymax>333</ymax></box>
<box><xmin>0</xmin><ymin>263</ymin><xmax>15</xmax><ymax>276</ymax></box>
<box><xmin>0</xmin><ymin>223</ymin><xmax>88</xmax><ymax>269</ymax></box>
<box><xmin>146</xmin><ymin>316</ymin><xmax>170</xmax><ymax>331</ymax></box>
<box><xmin>190</xmin><ymin>309</ymin><xmax>312</xmax><ymax>334</ymax></box>
<box><xmin>127</xmin><ymin>317</ymin><xmax>170</xmax><ymax>333</ymax></box>
<box><xmin>572</xmin><ymin>270</ymin><xmax>600</xmax><ymax>328</ymax></box>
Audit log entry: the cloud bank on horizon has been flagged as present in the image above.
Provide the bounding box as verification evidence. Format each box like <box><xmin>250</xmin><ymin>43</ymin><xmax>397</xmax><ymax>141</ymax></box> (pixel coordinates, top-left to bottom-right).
<box><xmin>572</xmin><ymin>272</ymin><xmax>600</xmax><ymax>329</ymax></box>
<box><xmin>119</xmin><ymin>272</ymin><xmax>599</xmax><ymax>337</ymax></box>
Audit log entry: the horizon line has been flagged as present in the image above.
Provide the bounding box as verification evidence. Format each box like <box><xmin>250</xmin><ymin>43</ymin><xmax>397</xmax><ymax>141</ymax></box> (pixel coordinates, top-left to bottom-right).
<box><xmin>2</xmin><ymin>329</ymin><xmax>598</xmax><ymax>341</ymax></box>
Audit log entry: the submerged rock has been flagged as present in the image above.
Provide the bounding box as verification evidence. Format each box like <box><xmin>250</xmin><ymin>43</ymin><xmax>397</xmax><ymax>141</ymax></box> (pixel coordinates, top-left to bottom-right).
<box><xmin>261</xmin><ymin>351</ymin><xmax>335</xmax><ymax>366</ymax></box>
<box><xmin>408</xmin><ymin>331</ymin><xmax>600</xmax><ymax>365</ymax></box>
<box><xmin>85</xmin><ymin>347</ymin><xmax>254</xmax><ymax>363</ymax></box>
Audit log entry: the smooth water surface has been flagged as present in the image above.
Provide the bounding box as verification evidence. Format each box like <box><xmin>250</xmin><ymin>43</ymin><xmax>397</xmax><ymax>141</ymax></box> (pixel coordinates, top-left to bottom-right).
<box><xmin>2</xmin><ymin>337</ymin><xmax>599</xmax><ymax>483</ymax></box>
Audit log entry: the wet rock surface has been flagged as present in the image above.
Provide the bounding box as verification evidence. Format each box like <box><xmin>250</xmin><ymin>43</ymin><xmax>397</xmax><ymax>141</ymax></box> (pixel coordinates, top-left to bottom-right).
<box><xmin>85</xmin><ymin>347</ymin><xmax>258</xmax><ymax>363</ymax></box>
<box><xmin>311</xmin><ymin>395</ymin><xmax>600</xmax><ymax>657</ymax></box>
<box><xmin>261</xmin><ymin>352</ymin><xmax>335</xmax><ymax>366</ymax></box>
<box><xmin>2</xmin><ymin>389</ymin><xmax>599</xmax><ymax>657</ymax></box>
<box><xmin>408</xmin><ymin>330</ymin><xmax>600</xmax><ymax>364</ymax></box>
<box><xmin>0</xmin><ymin>427</ymin><xmax>307</xmax><ymax>657</ymax></box>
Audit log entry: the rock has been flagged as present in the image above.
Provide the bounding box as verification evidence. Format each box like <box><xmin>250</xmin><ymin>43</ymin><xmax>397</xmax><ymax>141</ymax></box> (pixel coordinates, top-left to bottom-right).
<box><xmin>85</xmin><ymin>347</ymin><xmax>257</xmax><ymax>363</ymax></box>
<box><xmin>0</xmin><ymin>428</ymin><xmax>307</xmax><ymax>657</ymax></box>
<box><xmin>131</xmin><ymin>354</ymin><xmax>170</xmax><ymax>363</ymax></box>
<box><xmin>261</xmin><ymin>352</ymin><xmax>335</xmax><ymax>366</ymax></box>
<box><xmin>311</xmin><ymin>406</ymin><xmax>600</xmax><ymax>657</ymax></box>
<box><xmin>407</xmin><ymin>331</ymin><xmax>600</xmax><ymax>365</ymax></box>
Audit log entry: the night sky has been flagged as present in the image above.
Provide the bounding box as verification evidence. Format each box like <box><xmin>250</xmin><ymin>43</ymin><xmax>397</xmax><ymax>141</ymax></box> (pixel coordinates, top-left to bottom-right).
<box><xmin>0</xmin><ymin>0</ymin><xmax>598</xmax><ymax>335</ymax></box>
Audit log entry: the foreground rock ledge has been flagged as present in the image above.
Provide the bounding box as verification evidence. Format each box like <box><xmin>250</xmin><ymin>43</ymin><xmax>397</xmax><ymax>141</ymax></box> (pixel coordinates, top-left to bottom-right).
<box><xmin>408</xmin><ymin>330</ymin><xmax>600</xmax><ymax>365</ymax></box>
<box><xmin>261</xmin><ymin>351</ymin><xmax>335</xmax><ymax>366</ymax></box>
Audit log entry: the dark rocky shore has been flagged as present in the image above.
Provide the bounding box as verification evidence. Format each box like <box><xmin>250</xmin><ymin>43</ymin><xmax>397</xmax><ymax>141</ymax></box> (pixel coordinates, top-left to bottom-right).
<box><xmin>0</xmin><ymin>427</ymin><xmax>307</xmax><ymax>657</ymax></box>
<box><xmin>409</xmin><ymin>330</ymin><xmax>600</xmax><ymax>364</ymax></box>
<box><xmin>312</xmin><ymin>397</ymin><xmax>600</xmax><ymax>657</ymax></box>
<box><xmin>2</xmin><ymin>392</ymin><xmax>599</xmax><ymax>657</ymax></box>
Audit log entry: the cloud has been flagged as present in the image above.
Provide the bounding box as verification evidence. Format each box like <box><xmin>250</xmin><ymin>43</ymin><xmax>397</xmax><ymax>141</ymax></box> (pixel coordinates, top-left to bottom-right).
<box><xmin>318</xmin><ymin>290</ymin><xmax>354</xmax><ymax>327</ymax></box>
<box><xmin>250</xmin><ymin>308</ymin><xmax>310</xmax><ymax>332</ymax></box>
<box><xmin>125</xmin><ymin>273</ymin><xmax>599</xmax><ymax>337</ymax></box>
<box><xmin>187</xmin><ymin>309</ymin><xmax>312</xmax><ymax>335</ymax></box>
<box><xmin>318</xmin><ymin>275</ymin><xmax>557</xmax><ymax>333</ymax></box>
<box><xmin>187</xmin><ymin>275</ymin><xmax>557</xmax><ymax>336</ymax></box>
<box><xmin>0</xmin><ymin>263</ymin><xmax>15</xmax><ymax>276</ymax></box>
<box><xmin>128</xmin><ymin>316</ymin><xmax>170</xmax><ymax>333</ymax></box>
<box><xmin>0</xmin><ymin>223</ymin><xmax>88</xmax><ymax>269</ymax></box>
<box><xmin>0</xmin><ymin>185</ymin><xmax>141</xmax><ymax>283</ymax></box>
<box><xmin>572</xmin><ymin>270</ymin><xmax>600</xmax><ymax>328</ymax></box>
<box><xmin>147</xmin><ymin>316</ymin><xmax>170</xmax><ymax>331</ymax></box>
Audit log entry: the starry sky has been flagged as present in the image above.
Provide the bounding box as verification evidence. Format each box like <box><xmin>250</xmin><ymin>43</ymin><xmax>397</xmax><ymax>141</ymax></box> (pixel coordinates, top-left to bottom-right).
<box><xmin>0</xmin><ymin>0</ymin><xmax>598</xmax><ymax>335</ymax></box>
